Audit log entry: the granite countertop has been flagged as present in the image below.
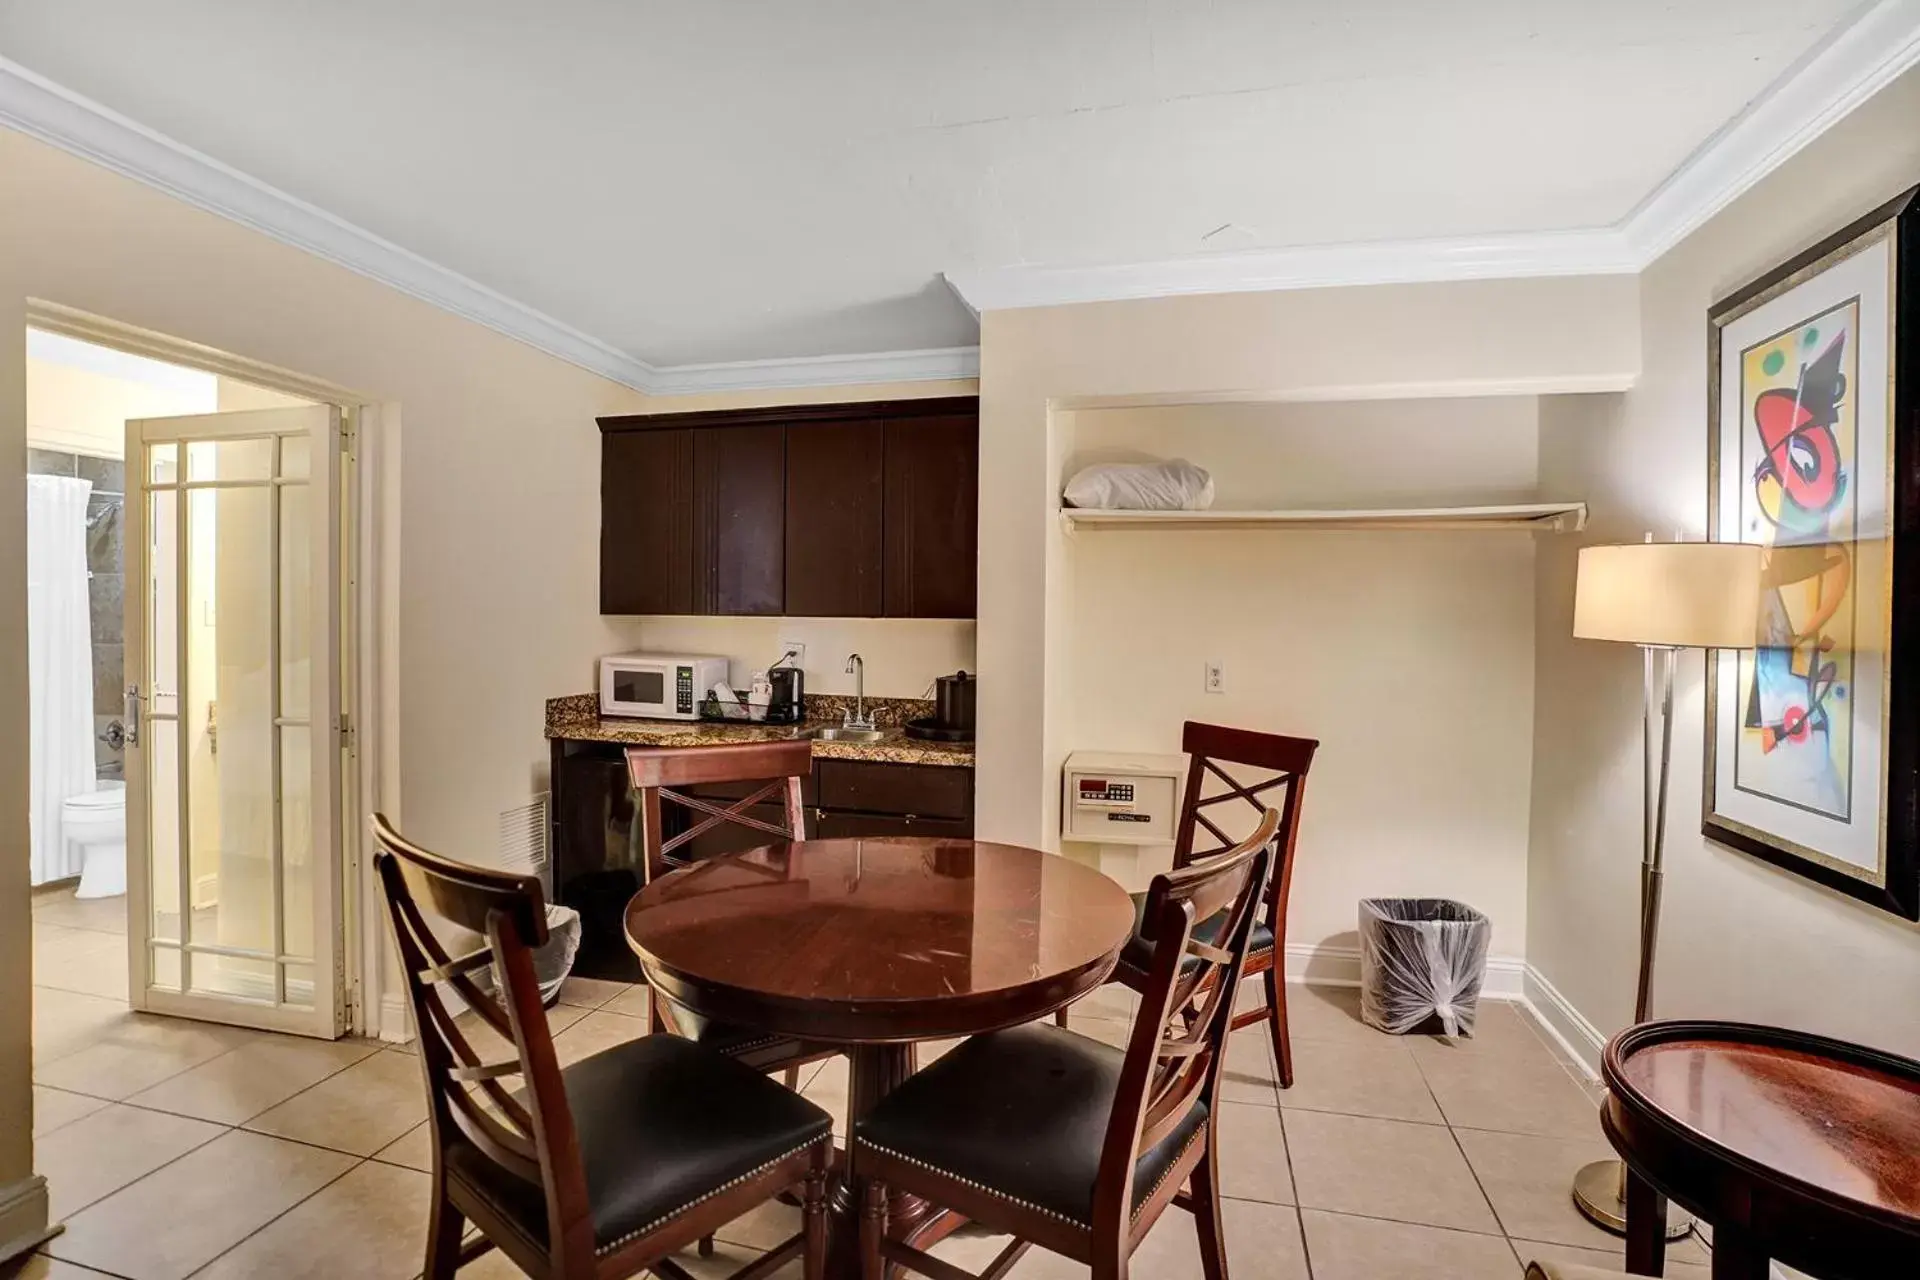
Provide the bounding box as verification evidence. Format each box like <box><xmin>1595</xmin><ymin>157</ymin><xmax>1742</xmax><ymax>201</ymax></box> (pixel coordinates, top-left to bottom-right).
<box><xmin>544</xmin><ymin>693</ymin><xmax>974</xmax><ymax>768</ymax></box>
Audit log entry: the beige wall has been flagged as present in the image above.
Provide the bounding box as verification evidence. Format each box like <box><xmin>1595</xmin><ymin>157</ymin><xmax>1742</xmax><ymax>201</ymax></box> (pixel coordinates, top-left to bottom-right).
<box><xmin>26</xmin><ymin>348</ymin><xmax>214</xmax><ymax>457</ymax></box>
<box><xmin>1527</xmin><ymin>66</ymin><xmax>1920</xmax><ymax>1060</ymax></box>
<box><xmin>1061</xmin><ymin>399</ymin><xmax>1542</xmax><ymax>955</ymax></box>
<box><xmin>977</xmin><ymin>276</ymin><xmax>1641</xmax><ymax>851</ymax></box>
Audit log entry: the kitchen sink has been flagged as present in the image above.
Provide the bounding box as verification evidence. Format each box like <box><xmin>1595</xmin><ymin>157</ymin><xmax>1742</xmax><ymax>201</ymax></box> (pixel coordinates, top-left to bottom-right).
<box><xmin>806</xmin><ymin>726</ymin><xmax>886</xmax><ymax>743</ymax></box>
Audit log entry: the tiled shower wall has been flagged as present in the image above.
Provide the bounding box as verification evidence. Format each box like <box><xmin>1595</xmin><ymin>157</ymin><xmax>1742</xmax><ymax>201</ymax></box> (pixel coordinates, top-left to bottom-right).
<box><xmin>27</xmin><ymin>446</ymin><xmax>125</xmax><ymax>781</ymax></box>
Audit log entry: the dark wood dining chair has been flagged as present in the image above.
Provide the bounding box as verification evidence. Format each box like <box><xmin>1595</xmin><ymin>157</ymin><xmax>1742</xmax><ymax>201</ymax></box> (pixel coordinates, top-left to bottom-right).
<box><xmin>627</xmin><ymin>739</ymin><xmax>810</xmax><ymax>883</ymax></box>
<box><xmin>1057</xmin><ymin>721</ymin><xmax>1317</xmax><ymax>1088</ymax></box>
<box><xmin>851</xmin><ymin>807</ymin><xmax>1279</xmax><ymax>1280</ymax></box>
<box><xmin>372</xmin><ymin>813</ymin><xmax>832</xmax><ymax>1280</ymax></box>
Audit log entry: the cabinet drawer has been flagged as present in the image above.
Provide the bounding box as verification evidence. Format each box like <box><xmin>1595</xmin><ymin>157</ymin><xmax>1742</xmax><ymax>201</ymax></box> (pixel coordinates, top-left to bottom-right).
<box><xmin>815</xmin><ymin>759</ymin><xmax>973</xmax><ymax>821</ymax></box>
<box><xmin>814</xmin><ymin>811</ymin><xmax>972</xmax><ymax>840</ymax></box>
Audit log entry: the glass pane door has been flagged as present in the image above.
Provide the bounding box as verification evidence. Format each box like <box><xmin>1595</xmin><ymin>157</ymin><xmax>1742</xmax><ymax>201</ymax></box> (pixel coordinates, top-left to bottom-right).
<box><xmin>124</xmin><ymin>406</ymin><xmax>344</xmax><ymax>1037</ymax></box>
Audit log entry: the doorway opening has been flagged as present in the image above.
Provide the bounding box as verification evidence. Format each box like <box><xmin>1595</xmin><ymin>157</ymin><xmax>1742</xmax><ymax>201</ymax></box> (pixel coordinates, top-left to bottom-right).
<box><xmin>25</xmin><ymin>321</ymin><xmax>359</xmax><ymax>1051</ymax></box>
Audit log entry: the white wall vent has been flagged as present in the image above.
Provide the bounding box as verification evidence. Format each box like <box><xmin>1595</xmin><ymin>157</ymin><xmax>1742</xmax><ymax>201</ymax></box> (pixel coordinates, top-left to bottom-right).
<box><xmin>498</xmin><ymin>794</ymin><xmax>551</xmax><ymax>892</ymax></box>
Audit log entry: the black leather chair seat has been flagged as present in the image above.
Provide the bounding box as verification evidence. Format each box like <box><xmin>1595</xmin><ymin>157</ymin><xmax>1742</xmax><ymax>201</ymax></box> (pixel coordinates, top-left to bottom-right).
<box><xmin>1120</xmin><ymin>891</ymin><xmax>1273</xmax><ymax>974</ymax></box>
<box><xmin>447</xmin><ymin>1033</ymin><xmax>830</xmax><ymax>1254</ymax></box>
<box><xmin>853</xmin><ymin>1023</ymin><xmax>1207</xmax><ymax>1230</ymax></box>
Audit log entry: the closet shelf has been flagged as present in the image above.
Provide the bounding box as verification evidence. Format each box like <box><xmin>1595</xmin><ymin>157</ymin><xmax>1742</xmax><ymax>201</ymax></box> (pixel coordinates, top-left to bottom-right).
<box><xmin>1059</xmin><ymin>501</ymin><xmax>1587</xmax><ymax>533</ymax></box>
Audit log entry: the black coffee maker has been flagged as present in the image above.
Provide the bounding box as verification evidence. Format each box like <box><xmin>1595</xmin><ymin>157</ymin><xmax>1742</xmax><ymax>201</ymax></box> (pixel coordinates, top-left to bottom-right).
<box><xmin>765</xmin><ymin>662</ymin><xmax>805</xmax><ymax>725</ymax></box>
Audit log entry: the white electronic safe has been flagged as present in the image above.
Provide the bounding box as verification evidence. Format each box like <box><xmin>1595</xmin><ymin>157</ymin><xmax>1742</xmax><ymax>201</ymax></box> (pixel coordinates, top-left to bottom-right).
<box><xmin>1061</xmin><ymin>751</ymin><xmax>1186</xmax><ymax>846</ymax></box>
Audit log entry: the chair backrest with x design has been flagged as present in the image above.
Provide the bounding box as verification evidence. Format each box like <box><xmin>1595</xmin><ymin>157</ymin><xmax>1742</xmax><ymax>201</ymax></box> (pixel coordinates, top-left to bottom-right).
<box><xmin>625</xmin><ymin>739</ymin><xmax>812</xmax><ymax>882</ymax></box>
<box><xmin>1094</xmin><ymin>807</ymin><xmax>1277</xmax><ymax>1246</ymax></box>
<box><xmin>1171</xmin><ymin>721</ymin><xmax>1317</xmax><ymax>930</ymax></box>
<box><xmin>372</xmin><ymin>813</ymin><xmax>599</xmax><ymax>1269</ymax></box>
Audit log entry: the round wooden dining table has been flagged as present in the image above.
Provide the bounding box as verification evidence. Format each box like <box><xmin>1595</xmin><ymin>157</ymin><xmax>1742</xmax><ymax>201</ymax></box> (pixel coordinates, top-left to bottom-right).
<box><xmin>624</xmin><ymin>835</ymin><xmax>1138</xmax><ymax>1275</ymax></box>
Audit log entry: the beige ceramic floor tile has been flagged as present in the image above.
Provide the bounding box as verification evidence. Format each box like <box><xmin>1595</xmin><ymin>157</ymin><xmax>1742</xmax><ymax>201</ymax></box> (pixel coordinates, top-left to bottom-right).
<box><xmin>1302</xmin><ymin>1208</ymin><xmax>1518</xmax><ymax>1279</ymax></box>
<box><xmin>549</xmin><ymin>1008</ymin><xmax>647</xmax><ymax>1067</ymax></box>
<box><xmin>1135</xmin><ymin>1196</ymin><xmax>1309</xmax><ymax>1280</ymax></box>
<box><xmin>245</xmin><ymin>1048</ymin><xmax>428</xmax><ymax>1157</ymax></box>
<box><xmin>1405</xmin><ymin>1000</ymin><xmax>1559</xmax><ymax>1065</ymax></box>
<box><xmin>1454</xmin><ymin>1127</ymin><xmax>1625</xmax><ymax>1251</ymax></box>
<box><xmin>1277</xmin><ymin>1035</ymin><xmax>1445</xmax><ymax>1124</ymax></box>
<box><xmin>35</xmin><ymin>1103</ymin><xmax>225</xmax><ymax>1220</ymax></box>
<box><xmin>554</xmin><ymin>975</ymin><xmax>631</xmax><ymax>1008</ymax></box>
<box><xmin>391</xmin><ymin>1000</ymin><xmax>590</xmax><ymax>1061</ymax></box>
<box><xmin>31</xmin><ymin>1086</ymin><xmax>107</xmax><ymax>1137</ymax></box>
<box><xmin>48</xmin><ymin>1131</ymin><xmax>357</xmax><ymax>1280</ymax></box>
<box><xmin>372</xmin><ymin>1121</ymin><xmax>434</xmax><ymax>1172</ymax></box>
<box><xmin>1285</xmin><ymin>984</ymin><xmax>1404</xmax><ymax>1051</ymax></box>
<box><xmin>1284</xmin><ymin>1109</ymin><xmax>1500</xmax><ymax>1234</ymax></box>
<box><xmin>1517</xmin><ymin>1239</ymin><xmax>1709</xmax><ymax>1279</ymax></box>
<box><xmin>33</xmin><ymin>1013</ymin><xmax>254</xmax><ymax>1101</ymax></box>
<box><xmin>127</xmin><ymin>1032</ymin><xmax>381</xmax><ymax>1125</ymax></box>
<box><xmin>1217</xmin><ymin>1029</ymin><xmax>1279</xmax><ymax>1106</ymax></box>
<box><xmin>599</xmin><ymin>983</ymin><xmax>652</xmax><ymax>1020</ymax></box>
<box><xmin>712</xmin><ymin>1196</ymin><xmax>803</xmax><ymax>1250</ymax></box>
<box><xmin>1214</xmin><ymin>1100</ymin><xmax>1293</xmax><ymax>1205</ymax></box>
<box><xmin>3</xmin><ymin>1255</ymin><xmax>122</xmax><ymax>1278</ymax></box>
<box><xmin>192</xmin><ymin>1158</ymin><xmax>431</xmax><ymax>1280</ymax></box>
<box><xmin>30</xmin><ymin>988</ymin><xmax>130</xmax><ymax>1067</ymax></box>
<box><xmin>32</xmin><ymin>893</ymin><xmax>128</xmax><ymax>935</ymax></box>
<box><xmin>1063</xmin><ymin>1013</ymin><xmax>1130</xmax><ymax>1050</ymax></box>
<box><xmin>1414</xmin><ymin>1049</ymin><xmax>1604</xmax><ymax>1140</ymax></box>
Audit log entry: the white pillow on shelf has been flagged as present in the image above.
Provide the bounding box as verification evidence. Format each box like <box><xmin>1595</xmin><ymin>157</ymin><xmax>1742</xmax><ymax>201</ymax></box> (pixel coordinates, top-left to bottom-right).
<box><xmin>1062</xmin><ymin>459</ymin><xmax>1215</xmax><ymax>510</ymax></box>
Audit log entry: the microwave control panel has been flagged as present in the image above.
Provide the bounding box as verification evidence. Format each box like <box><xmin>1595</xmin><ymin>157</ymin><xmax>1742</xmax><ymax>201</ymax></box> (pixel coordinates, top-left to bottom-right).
<box><xmin>674</xmin><ymin>664</ymin><xmax>696</xmax><ymax>715</ymax></box>
<box><xmin>1062</xmin><ymin>751</ymin><xmax>1185</xmax><ymax>846</ymax></box>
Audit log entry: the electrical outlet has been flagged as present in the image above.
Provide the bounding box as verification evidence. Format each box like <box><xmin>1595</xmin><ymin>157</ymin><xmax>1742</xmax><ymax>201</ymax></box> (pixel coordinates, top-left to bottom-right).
<box><xmin>1204</xmin><ymin>660</ymin><xmax>1225</xmax><ymax>694</ymax></box>
<box><xmin>777</xmin><ymin>638</ymin><xmax>807</xmax><ymax>668</ymax></box>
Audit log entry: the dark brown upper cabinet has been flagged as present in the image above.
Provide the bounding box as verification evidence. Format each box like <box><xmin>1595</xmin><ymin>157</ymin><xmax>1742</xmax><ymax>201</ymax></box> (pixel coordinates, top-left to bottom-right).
<box><xmin>600</xmin><ymin>428</ymin><xmax>694</xmax><ymax>614</ymax></box>
<box><xmin>883</xmin><ymin>413</ymin><xmax>979</xmax><ymax>619</ymax></box>
<box><xmin>598</xmin><ymin>397</ymin><xmax>978</xmax><ymax>619</ymax></box>
<box><xmin>692</xmin><ymin>424</ymin><xmax>785</xmax><ymax>615</ymax></box>
<box><xmin>785</xmin><ymin>418</ymin><xmax>884</xmax><ymax>617</ymax></box>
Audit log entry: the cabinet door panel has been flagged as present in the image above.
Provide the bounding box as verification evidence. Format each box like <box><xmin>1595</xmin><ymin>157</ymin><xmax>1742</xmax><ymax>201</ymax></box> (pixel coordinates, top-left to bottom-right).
<box><xmin>694</xmin><ymin>425</ymin><xmax>786</xmax><ymax>615</ymax></box>
<box><xmin>600</xmin><ymin>429</ymin><xmax>694</xmax><ymax>614</ymax></box>
<box><xmin>883</xmin><ymin>414</ymin><xmax>978</xmax><ymax>618</ymax></box>
<box><xmin>786</xmin><ymin>420</ymin><xmax>883</xmax><ymax>617</ymax></box>
<box><xmin>816</xmin><ymin>759</ymin><xmax>973</xmax><ymax>821</ymax></box>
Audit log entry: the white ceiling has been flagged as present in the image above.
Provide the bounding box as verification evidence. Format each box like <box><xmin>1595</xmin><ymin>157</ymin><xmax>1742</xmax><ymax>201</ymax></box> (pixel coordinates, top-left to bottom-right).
<box><xmin>0</xmin><ymin>0</ymin><xmax>1866</xmax><ymax>367</ymax></box>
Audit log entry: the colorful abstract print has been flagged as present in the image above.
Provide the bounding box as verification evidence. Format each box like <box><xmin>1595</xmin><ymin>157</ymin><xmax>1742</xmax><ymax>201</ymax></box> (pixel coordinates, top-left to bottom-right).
<box><xmin>1734</xmin><ymin>299</ymin><xmax>1860</xmax><ymax>821</ymax></box>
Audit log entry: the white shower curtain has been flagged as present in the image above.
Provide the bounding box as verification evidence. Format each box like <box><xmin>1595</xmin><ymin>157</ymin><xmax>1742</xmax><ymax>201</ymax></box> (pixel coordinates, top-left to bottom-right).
<box><xmin>28</xmin><ymin>474</ymin><xmax>97</xmax><ymax>886</ymax></box>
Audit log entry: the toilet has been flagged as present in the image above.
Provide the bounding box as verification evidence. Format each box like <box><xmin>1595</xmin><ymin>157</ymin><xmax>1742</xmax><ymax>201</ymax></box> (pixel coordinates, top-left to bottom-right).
<box><xmin>62</xmin><ymin>781</ymin><xmax>127</xmax><ymax>900</ymax></box>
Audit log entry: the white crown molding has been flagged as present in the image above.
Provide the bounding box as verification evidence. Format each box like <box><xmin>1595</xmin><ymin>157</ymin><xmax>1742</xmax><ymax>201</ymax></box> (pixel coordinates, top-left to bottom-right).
<box><xmin>0</xmin><ymin>54</ymin><xmax>982</xmax><ymax>395</ymax></box>
<box><xmin>1621</xmin><ymin>0</ymin><xmax>1920</xmax><ymax>263</ymax></box>
<box><xmin>645</xmin><ymin>344</ymin><xmax>980</xmax><ymax>396</ymax></box>
<box><xmin>948</xmin><ymin>0</ymin><xmax>1920</xmax><ymax>315</ymax></box>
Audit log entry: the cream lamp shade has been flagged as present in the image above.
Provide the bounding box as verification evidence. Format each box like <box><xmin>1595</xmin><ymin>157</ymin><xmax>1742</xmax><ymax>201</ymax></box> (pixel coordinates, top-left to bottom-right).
<box><xmin>1573</xmin><ymin>541</ymin><xmax>1764</xmax><ymax>649</ymax></box>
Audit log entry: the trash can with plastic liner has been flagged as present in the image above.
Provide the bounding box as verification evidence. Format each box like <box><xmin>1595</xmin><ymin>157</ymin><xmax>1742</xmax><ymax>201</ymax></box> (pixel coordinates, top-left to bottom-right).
<box><xmin>1358</xmin><ymin>898</ymin><xmax>1491</xmax><ymax>1037</ymax></box>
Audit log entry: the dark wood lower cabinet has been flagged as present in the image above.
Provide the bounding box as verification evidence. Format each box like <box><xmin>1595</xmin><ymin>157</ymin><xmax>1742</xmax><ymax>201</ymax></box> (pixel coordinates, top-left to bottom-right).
<box><xmin>551</xmin><ymin>739</ymin><xmax>974</xmax><ymax>981</ymax></box>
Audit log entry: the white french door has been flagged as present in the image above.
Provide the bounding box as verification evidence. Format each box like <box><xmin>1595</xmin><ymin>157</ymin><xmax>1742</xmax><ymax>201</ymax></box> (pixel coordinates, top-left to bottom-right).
<box><xmin>123</xmin><ymin>406</ymin><xmax>347</xmax><ymax>1038</ymax></box>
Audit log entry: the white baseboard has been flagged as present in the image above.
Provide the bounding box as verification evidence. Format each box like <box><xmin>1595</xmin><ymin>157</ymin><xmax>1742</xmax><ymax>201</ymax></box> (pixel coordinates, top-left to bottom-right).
<box><xmin>1281</xmin><ymin>942</ymin><xmax>1527</xmax><ymax>999</ymax></box>
<box><xmin>377</xmin><ymin>991</ymin><xmax>413</xmax><ymax>1045</ymax></box>
<box><xmin>1520</xmin><ymin>962</ymin><xmax>1607</xmax><ymax>1081</ymax></box>
<box><xmin>0</xmin><ymin>1174</ymin><xmax>52</xmax><ymax>1265</ymax></box>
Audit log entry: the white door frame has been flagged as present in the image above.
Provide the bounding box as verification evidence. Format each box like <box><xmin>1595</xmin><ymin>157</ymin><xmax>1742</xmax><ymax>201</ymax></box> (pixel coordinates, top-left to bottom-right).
<box><xmin>26</xmin><ymin>300</ymin><xmax>394</xmax><ymax>1040</ymax></box>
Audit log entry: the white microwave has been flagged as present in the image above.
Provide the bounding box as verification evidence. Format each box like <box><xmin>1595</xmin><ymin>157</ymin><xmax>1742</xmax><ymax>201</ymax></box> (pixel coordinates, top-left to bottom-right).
<box><xmin>598</xmin><ymin>652</ymin><xmax>730</xmax><ymax>720</ymax></box>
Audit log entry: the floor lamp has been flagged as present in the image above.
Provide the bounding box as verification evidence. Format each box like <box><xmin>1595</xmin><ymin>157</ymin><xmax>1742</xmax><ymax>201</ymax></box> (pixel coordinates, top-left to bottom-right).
<box><xmin>1568</xmin><ymin>536</ymin><xmax>1762</xmax><ymax>1235</ymax></box>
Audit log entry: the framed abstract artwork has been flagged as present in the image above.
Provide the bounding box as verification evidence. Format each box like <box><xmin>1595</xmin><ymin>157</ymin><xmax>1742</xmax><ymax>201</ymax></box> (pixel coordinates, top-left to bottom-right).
<box><xmin>1705</xmin><ymin>185</ymin><xmax>1919</xmax><ymax>920</ymax></box>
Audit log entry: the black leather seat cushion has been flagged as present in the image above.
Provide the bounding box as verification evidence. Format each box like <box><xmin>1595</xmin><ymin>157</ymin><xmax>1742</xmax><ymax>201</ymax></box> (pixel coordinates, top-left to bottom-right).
<box><xmin>1120</xmin><ymin>891</ymin><xmax>1273</xmax><ymax>975</ymax></box>
<box><xmin>446</xmin><ymin>1033</ymin><xmax>830</xmax><ymax>1254</ymax></box>
<box><xmin>852</xmin><ymin>1023</ymin><xmax>1207</xmax><ymax>1230</ymax></box>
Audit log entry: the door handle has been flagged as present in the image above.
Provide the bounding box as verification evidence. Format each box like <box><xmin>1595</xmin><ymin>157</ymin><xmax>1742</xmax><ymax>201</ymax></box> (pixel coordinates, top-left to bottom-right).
<box><xmin>124</xmin><ymin>684</ymin><xmax>141</xmax><ymax>748</ymax></box>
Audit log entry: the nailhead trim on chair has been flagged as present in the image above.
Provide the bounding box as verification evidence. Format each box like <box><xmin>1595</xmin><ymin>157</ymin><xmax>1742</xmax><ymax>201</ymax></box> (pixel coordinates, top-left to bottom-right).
<box><xmin>1128</xmin><ymin>1124</ymin><xmax>1207</xmax><ymax>1224</ymax></box>
<box><xmin>593</xmin><ymin>1138</ymin><xmax>824</xmax><ymax>1257</ymax></box>
<box><xmin>858</xmin><ymin>1123</ymin><xmax>1211</xmax><ymax>1235</ymax></box>
<box><xmin>856</xmin><ymin>1140</ymin><xmax>1092</xmax><ymax>1229</ymax></box>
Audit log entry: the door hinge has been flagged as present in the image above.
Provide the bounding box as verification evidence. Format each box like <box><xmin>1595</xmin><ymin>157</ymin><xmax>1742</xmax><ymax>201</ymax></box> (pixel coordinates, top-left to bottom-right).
<box><xmin>340</xmin><ymin>712</ymin><xmax>356</xmax><ymax>754</ymax></box>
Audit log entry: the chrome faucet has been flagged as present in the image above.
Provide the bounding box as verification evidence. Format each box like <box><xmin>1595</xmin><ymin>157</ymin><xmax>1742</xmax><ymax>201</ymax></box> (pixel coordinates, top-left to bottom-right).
<box><xmin>844</xmin><ymin>653</ymin><xmax>874</xmax><ymax>729</ymax></box>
